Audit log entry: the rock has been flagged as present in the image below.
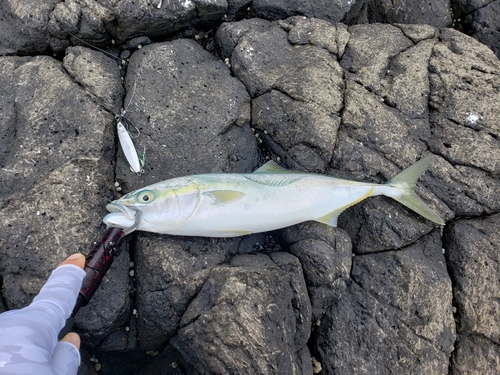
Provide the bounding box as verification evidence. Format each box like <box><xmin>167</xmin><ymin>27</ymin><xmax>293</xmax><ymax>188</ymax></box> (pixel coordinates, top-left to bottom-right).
<box><xmin>281</xmin><ymin>222</ymin><xmax>352</xmax><ymax>322</ymax></box>
<box><xmin>115</xmin><ymin>38</ymin><xmax>259</xmax><ymax>193</ymax></box>
<box><xmin>171</xmin><ymin>252</ymin><xmax>312</xmax><ymax>375</ymax></box>
<box><xmin>1</xmin><ymin>7</ymin><xmax>500</xmax><ymax>375</ymax></box>
<box><xmin>344</xmin><ymin>0</ymin><xmax>452</xmax><ymax>28</ymax></box>
<box><xmin>135</xmin><ymin>234</ymin><xmax>240</xmax><ymax>349</ymax></box>
<box><xmin>0</xmin><ymin>0</ymin><xmax>55</xmax><ymax>55</ymax></box>
<box><xmin>444</xmin><ymin>214</ymin><xmax>500</xmax><ymax>374</ymax></box>
<box><xmin>453</xmin><ymin>0</ymin><xmax>500</xmax><ymax>58</ymax></box>
<box><xmin>252</xmin><ymin>90</ymin><xmax>341</xmax><ymax>171</ymax></box>
<box><xmin>451</xmin><ymin>334</ymin><xmax>500</xmax><ymax>375</ymax></box>
<box><xmin>63</xmin><ymin>46</ymin><xmax>124</xmax><ymax>114</ymax></box>
<box><xmin>427</xmin><ymin>28</ymin><xmax>500</xmax><ymax>216</ymax></box>
<box><xmin>47</xmin><ymin>0</ymin><xmax>227</xmax><ymax>51</ymax></box>
<box><xmin>218</xmin><ymin>17</ymin><xmax>345</xmax><ymax>171</ymax></box>
<box><xmin>251</xmin><ymin>0</ymin><xmax>353</xmax><ymax>23</ymax></box>
<box><xmin>0</xmin><ymin>52</ymin><xmax>129</xmax><ymax>343</ymax></box>
<box><xmin>312</xmin><ymin>230</ymin><xmax>455</xmax><ymax>374</ymax></box>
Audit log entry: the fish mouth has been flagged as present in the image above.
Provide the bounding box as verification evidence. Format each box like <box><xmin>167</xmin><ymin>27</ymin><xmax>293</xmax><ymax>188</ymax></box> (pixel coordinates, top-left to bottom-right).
<box><xmin>104</xmin><ymin>202</ymin><xmax>142</xmax><ymax>235</ymax></box>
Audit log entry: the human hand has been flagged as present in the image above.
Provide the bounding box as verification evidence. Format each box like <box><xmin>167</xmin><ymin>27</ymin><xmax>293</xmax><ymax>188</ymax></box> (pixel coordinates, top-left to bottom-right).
<box><xmin>0</xmin><ymin>253</ymin><xmax>86</xmax><ymax>375</ymax></box>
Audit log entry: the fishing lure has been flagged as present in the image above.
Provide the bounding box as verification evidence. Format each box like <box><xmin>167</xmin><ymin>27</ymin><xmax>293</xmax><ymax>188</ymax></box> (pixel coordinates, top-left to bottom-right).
<box><xmin>117</xmin><ymin>119</ymin><xmax>143</xmax><ymax>175</ymax></box>
<box><xmin>115</xmin><ymin>82</ymin><xmax>146</xmax><ymax>175</ymax></box>
<box><xmin>58</xmin><ymin>25</ymin><xmax>146</xmax><ymax>176</ymax></box>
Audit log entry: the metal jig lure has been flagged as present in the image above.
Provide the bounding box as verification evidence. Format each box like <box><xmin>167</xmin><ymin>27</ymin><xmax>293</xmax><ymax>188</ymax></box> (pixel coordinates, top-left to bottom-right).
<box><xmin>115</xmin><ymin>82</ymin><xmax>145</xmax><ymax>175</ymax></box>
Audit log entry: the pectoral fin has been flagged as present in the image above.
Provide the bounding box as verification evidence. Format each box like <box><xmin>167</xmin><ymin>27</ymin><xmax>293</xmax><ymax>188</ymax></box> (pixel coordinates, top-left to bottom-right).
<box><xmin>204</xmin><ymin>190</ymin><xmax>246</xmax><ymax>204</ymax></box>
<box><xmin>315</xmin><ymin>209</ymin><xmax>343</xmax><ymax>227</ymax></box>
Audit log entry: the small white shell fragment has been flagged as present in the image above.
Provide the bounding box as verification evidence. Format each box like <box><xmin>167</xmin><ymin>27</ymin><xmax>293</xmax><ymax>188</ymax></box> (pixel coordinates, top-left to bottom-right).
<box><xmin>95</xmin><ymin>363</ymin><xmax>102</xmax><ymax>371</ymax></box>
<box><xmin>129</xmin><ymin>270</ymin><xmax>135</xmax><ymax>277</ymax></box>
<box><xmin>117</xmin><ymin>121</ymin><xmax>141</xmax><ymax>174</ymax></box>
<box><xmin>114</xmin><ymin>181</ymin><xmax>120</xmax><ymax>187</ymax></box>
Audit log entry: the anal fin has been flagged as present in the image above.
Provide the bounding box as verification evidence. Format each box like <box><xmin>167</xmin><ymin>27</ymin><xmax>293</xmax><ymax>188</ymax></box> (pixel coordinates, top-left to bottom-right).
<box><xmin>216</xmin><ymin>229</ymin><xmax>252</xmax><ymax>237</ymax></box>
<box><xmin>315</xmin><ymin>209</ymin><xmax>343</xmax><ymax>227</ymax></box>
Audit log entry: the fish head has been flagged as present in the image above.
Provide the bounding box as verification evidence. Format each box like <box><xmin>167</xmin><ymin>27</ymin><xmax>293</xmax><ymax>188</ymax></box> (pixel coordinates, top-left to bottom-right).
<box><xmin>102</xmin><ymin>180</ymin><xmax>201</xmax><ymax>234</ymax></box>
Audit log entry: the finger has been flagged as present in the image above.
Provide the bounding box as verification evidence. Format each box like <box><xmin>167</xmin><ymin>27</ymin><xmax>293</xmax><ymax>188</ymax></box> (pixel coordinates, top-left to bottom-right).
<box><xmin>59</xmin><ymin>253</ymin><xmax>86</xmax><ymax>269</ymax></box>
<box><xmin>61</xmin><ymin>332</ymin><xmax>81</xmax><ymax>350</ymax></box>
<box><xmin>51</xmin><ymin>339</ymin><xmax>81</xmax><ymax>375</ymax></box>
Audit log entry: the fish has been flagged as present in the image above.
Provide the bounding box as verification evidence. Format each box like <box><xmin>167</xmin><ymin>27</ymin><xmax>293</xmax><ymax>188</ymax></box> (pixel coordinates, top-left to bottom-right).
<box><xmin>102</xmin><ymin>155</ymin><xmax>444</xmax><ymax>237</ymax></box>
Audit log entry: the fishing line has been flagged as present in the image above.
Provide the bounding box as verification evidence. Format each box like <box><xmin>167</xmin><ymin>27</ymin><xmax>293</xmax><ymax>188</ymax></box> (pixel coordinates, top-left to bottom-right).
<box><xmin>56</xmin><ymin>25</ymin><xmax>121</xmax><ymax>61</ymax></box>
<box><xmin>57</xmin><ymin>23</ymin><xmax>145</xmax><ymax>175</ymax></box>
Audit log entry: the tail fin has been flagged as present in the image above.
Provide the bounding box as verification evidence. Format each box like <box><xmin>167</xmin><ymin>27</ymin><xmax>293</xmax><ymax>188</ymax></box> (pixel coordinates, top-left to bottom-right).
<box><xmin>386</xmin><ymin>155</ymin><xmax>445</xmax><ymax>225</ymax></box>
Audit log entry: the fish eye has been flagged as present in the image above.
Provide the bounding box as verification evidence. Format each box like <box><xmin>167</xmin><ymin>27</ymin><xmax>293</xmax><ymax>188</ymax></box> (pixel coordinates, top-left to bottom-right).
<box><xmin>137</xmin><ymin>190</ymin><xmax>155</xmax><ymax>204</ymax></box>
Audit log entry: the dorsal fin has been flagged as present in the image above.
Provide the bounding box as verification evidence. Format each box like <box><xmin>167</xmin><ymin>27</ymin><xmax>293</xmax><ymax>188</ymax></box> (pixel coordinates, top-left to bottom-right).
<box><xmin>253</xmin><ymin>160</ymin><xmax>296</xmax><ymax>174</ymax></box>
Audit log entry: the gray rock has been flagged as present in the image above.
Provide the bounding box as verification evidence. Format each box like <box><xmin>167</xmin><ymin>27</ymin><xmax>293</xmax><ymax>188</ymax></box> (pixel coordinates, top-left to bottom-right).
<box><xmin>453</xmin><ymin>0</ymin><xmax>500</xmax><ymax>58</ymax></box>
<box><xmin>63</xmin><ymin>46</ymin><xmax>124</xmax><ymax>114</ymax></box>
<box><xmin>135</xmin><ymin>234</ymin><xmax>240</xmax><ymax>349</ymax></box>
<box><xmin>0</xmin><ymin>52</ymin><xmax>128</xmax><ymax>342</ymax></box>
<box><xmin>391</xmin><ymin>0</ymin><xmax>451</xmax><ymax>26</ymax></box>
<box><xmin>444</xmin><ymin>214</ymin><xmax>500</xmax><ymax>373</ymax></box>
<box><xmin>312</xmin><ymin>230</ymin><xmax>455</xmax><ymax>374</ymax></box>
<box><xmin>0</xmin><ymin>0</ymin><xmax>55</xmax><ymax>55</ymax></box>
<box><xmin>281</xmin><ymin>222</ymin><xmax>352</xmax><ymax>322</ymax></box>
<box><xmin>218</xmin><ymin>18</ymin><xmax>345</xmax><ymax>170</ymax></box>
<box><xmin>251</xmin><ymin>0</ymin><xmax>353</xmax><ymax>23</ymax></box>
<box><xmin>252</xmin><ymin>90</ymin><xmax>341</xmax><ymax>172</ymax></box>
<box><xmin>1</xmin><ymin>10</ymin><xmax>500</xmax><ymax>375</ymax></box>
<box><xmin>115</xmin><ymin>38</ymin><xmax>259</xmax><ymax>193</ymax></box>
<box><xmin>171</xmin><ymin>252</ymin><xmax>312</xmax><ymax>375</ymax></box>
<box><xmin>451</xmin><ymin>334</ymin><xmax>500</xmax><ymax>375</ymax></box>
<box><xmin>344</xmin><ymin>0</ymin><xmax>451</xmax><ymax>28</ymax></box>
<box><xmin>48</xmin><ymin>0</ymin><xmax>227</xmax><ymax>51</ymax></box>
<box><xmin>427</xmin><ymin>28</ymin><xmax>500</xmax><ymax>216</ymax></box>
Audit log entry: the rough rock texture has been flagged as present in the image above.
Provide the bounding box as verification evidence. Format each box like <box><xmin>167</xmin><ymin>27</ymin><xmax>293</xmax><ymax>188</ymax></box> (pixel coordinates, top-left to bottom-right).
<box><xmin>0</xmin><ymin>2</ymin><xmax>499</xmax><ymax>375</ymax></box>
<box><xmin>453</xmin><ymin>0</ymin><xmax>500</xmax><ymax>58</ymax></box>
<box><xmin>172</xmin><ymin>252</ymin><xmax>312</xmax><ymax>375</ymax></box>
<box><xmin>0</xmin><ymin>51</ymin><xmax>132</xmax><ymax>348</ymax></box>
<box><xmin>344</xmin><ymin>0</ymin><xmax>452</xmax><ymax>28</ymax></box>
<box><xmin>251</xmin><ymin>0</ymin><xmax>353</xmax><ymax>22</ymax></box>
<box><xmin>445</xmin><ymin>214</ymin><xmax>500</xmax><ymax>375</ymax></box>
<box><xmin>312</xmin><ymin>231</ymin><xmax>454</xmax><ymax>375</ymax></box>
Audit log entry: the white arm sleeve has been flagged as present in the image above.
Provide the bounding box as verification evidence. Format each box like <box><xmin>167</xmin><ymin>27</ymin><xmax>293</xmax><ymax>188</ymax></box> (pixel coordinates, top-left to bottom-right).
<box><xmin>0</xmin><ymin>264</ymin><xmax>85</xmax><ymax>375</ymax></box>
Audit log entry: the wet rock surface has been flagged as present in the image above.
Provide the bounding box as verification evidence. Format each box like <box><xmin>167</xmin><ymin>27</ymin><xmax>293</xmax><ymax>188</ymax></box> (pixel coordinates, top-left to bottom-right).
<box><xmin>0</xmin><ymin>1</ymin><xmax>499</xmax><ymax>375</ymax></box>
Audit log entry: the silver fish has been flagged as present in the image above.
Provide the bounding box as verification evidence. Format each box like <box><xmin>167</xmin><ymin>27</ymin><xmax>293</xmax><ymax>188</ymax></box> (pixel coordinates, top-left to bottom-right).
<box><xmin>103</xmin><ymin>156</ymin><xmax>444</xmax><ymax>237</ymax></box>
